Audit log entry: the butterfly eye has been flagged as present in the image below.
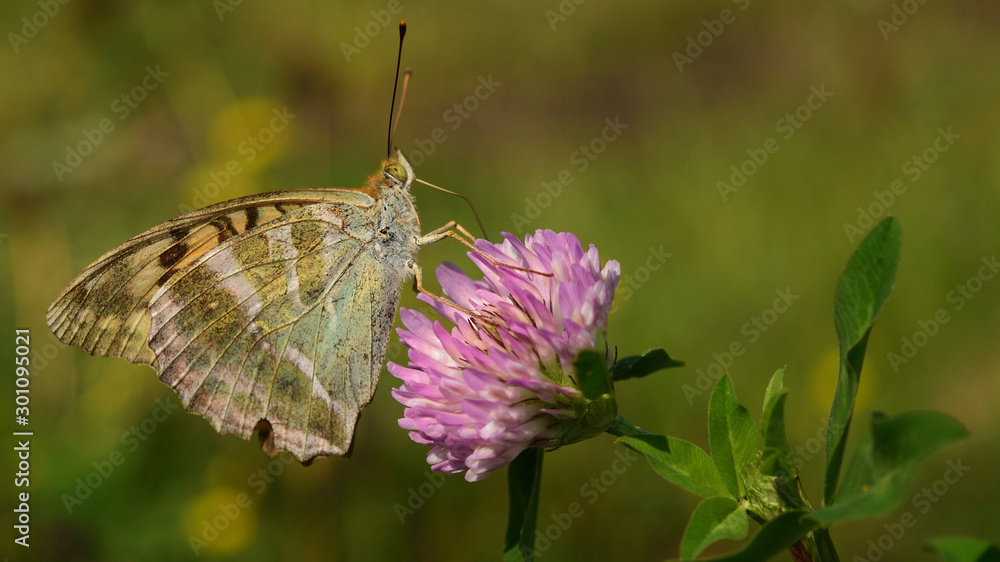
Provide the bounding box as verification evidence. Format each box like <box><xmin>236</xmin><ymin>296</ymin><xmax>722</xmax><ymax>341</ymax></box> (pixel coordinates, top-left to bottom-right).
<box><xmin>385</xmin><ymin>162</ymin><xmax>407</xmax><ymax>183</ymax></box>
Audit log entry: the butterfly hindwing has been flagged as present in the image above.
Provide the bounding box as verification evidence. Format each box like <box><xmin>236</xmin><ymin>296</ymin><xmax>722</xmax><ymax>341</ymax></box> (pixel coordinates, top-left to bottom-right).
<box><xmin>149</xmin><ymin>199</ymin><xmax>400</xmax><ymax>461</ymax></box>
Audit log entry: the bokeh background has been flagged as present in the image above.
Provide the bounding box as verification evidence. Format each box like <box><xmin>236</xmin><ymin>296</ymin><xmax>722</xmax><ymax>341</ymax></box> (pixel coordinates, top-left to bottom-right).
<box><xmin>2</xmin><ymin>1</ymin><xmax>999</xmax><ymax>560</ymax></box>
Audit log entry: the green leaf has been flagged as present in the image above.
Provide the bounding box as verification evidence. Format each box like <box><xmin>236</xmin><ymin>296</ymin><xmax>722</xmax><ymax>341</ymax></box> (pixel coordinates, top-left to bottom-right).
<box><xmin>833</xmin><ymin>433</ymin><xmax>873</xmax><ymax>505</ymax></box>
<box><xmin>606</xmin><ymin>416</ymin><xmax>650</xmax><ymax>437</ymax></box>
<box><xmin>612</xmin><ymin>348</ymin><xmax>686</xmax><ymax>381</ymax></box>
<box><xmin>761</xmin><ymin>369</ymin><xmax>786</xmax><ymax>418</ymax></box>
<box><xmin>871</xmin><ymin>412</ymin><xmax>966</xmax><ymax>476</ymax></box>
<box><xmin>617</xmin><ymin>432</ymin><xmax>729</xmax><ymax>499</ymax></box>
<box><xmin>680</xmin><ymin>497</ymin><xmax>749</xmax><ymax>559</ymax></box>
<box><xmin>813</xmin><ymin>411</ymin><xmax>967</xmax><ymax>525</ymax></box>
<box><xmin>670</xmin><ymin>511</ymin><xmax>818</xmax><ymax>562</ymax></box>
<box><xmin>760</xmin><ymin>370</ymin><xmax>790</xmax><ymax>468</ymax></box>
<box><xmin>504</xmin><ymin>448</ymin><xmax>544</xmax><ymax>562</ymax></box>
<box><xmin>708</xmin><ymin>375</ymin><xmax>759</xmax><ymax>498</ymax></box>
<box><xmin>573</xmin><ymin>349</ymin><xmax>612</xmax><ymax>400</ymax></box>
<box><xmin>758</xmin><ymin>370</ymin><xmax>805</xmax><ymax>510</ymax></box>
<box><xmin>760</xmin><ymin>398</ymin><xmax>789</xmax><ymax>467</ymax></box>
<box><xmin>824</xmin><ymin>216</ymin><xmax>902</xmax><ymax>506</ymax></box>
<box><xmin>926</xmin><ymin>537</ymin><xmax>1000</xmax><ymax>562</ymax></box>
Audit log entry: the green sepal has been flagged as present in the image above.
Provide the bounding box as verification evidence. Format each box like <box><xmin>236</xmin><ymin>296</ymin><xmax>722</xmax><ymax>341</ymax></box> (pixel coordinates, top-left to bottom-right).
<box><xmin>612</xmin><ymin>348</ymin><xmax>686</xmax><ymax>382</ymax></box>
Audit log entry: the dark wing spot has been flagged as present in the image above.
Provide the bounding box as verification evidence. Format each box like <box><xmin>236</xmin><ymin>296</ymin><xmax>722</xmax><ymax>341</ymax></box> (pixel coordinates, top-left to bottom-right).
<box><xmin>210</xmin><ymin>215</ymin><xmax>239</xmax><ymax>243</ymax></box>
<box><xmin>158</xmin><ymin>242</ymin><xmax>187</xmax><ymax>269</ymax></box>
<box><xmin>245</xmin><ymin>206</ymin><xmax>259</xmax><ymax>231</ymax></box>
<box><xmin>255</xmin><ymin>418</ymin><xmax>274</xmax><ymax>454</ymax></box>
<box><xmin>156</xmin><ymin>229</ymin><xmax>193</xmax><ymax>286</ymax></box>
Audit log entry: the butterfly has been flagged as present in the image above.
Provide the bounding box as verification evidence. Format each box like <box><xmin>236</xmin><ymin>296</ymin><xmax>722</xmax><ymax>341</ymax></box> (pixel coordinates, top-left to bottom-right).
<box><xmin>46</xmin><ymin>150</ymin><xmax>462</xmax><ymax>463</ymax></box>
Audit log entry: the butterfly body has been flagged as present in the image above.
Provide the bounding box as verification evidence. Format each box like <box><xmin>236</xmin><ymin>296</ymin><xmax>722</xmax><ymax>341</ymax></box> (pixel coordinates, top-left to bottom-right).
<box><xmin>48</xmin><ymin>151</ymin><xmax>421</xmax><ymax>462</ymax></box>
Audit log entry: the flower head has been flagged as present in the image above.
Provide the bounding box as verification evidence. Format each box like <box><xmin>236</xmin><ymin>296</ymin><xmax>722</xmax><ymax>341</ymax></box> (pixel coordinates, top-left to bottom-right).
<box><xmin>389</xmin><ymin>230</ymin><xmax>621</xmax><ymax>481</ymax></box>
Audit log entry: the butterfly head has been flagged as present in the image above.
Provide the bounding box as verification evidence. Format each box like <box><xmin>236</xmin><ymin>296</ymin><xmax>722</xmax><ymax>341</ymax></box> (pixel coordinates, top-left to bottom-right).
<box><xmin>382</xmin><ymin>149</ymin><xmax>415</xmax><ymax>193</ymax></box>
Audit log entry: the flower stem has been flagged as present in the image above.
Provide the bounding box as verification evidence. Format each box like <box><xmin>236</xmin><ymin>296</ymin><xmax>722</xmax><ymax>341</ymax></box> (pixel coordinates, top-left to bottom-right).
<box><xmin>812</xmin><ymin>528</ymin><xmax>840</xmax><ymax>561</ymax></box>
<box><xmin>504</xmin><ymin>448</ymin><xmax>545</xmax><ymax>561</ymax></box>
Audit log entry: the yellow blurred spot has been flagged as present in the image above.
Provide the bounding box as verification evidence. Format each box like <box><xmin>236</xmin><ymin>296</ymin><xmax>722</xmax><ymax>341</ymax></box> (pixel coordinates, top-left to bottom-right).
<box><xmin>206</xmin><ymin>97</ymin><xmax>294</xmax><ymax>172</ymax></box>
<box><xmin>806</xmin><ymin>348</ymin><xmax>879</xmax><ymax>416</ymax></box>
<box><xmin>183</xmin><ymin>487</ymin><xmax>256</xmax><ymax>556</ymax></box>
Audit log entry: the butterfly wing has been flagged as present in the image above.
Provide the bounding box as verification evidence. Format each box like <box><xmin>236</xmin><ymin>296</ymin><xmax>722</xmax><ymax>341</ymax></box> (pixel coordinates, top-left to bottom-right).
<box><xmin>47</xmin><ymin>189</ymin><xmax>367</xmax><ymax>364</ymax></box>
<box><xmin>47</xmin><ymin>188</ymin><xmax>406</xmax><ymax>462</ymax></box>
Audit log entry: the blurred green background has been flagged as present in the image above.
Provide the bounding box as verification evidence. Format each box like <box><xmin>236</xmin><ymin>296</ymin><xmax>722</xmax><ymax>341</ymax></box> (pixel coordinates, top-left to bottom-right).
<box><xmin>2</xmin><ymin>1</ymin><xmax>999</xmax><ymax>560</ymax></box>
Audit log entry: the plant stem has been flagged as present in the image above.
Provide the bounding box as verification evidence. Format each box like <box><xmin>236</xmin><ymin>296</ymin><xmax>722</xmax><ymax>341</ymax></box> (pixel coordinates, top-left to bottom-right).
<box><xmin>812</xmin><ymin>528</ymin><xmax>840</xmax><ymax>562</ymax></box>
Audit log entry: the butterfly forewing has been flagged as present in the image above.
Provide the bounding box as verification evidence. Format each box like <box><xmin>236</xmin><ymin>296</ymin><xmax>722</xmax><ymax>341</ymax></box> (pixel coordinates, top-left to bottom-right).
<box><xmin>48</xmin><ymin>196</ymin><xmax>307</xmax><ymax>364</ymax></box>
<box><xmin>47</xmin><ymin>156</ymin><xmax>419</xmax><ymax>463</ymax></box>
<box><xmin>46</xmin><ymin>190</ymin><xmax>365</xmax><ymax>361</ymax></box>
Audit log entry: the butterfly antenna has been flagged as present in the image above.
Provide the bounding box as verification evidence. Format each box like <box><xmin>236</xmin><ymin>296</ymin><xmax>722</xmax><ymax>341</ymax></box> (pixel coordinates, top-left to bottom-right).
<box><xmin>392</xmin><ymin>69</ymin><xmax>411</xmax><ymax>144</ymax></box>
<box><xmin>415</xmin><ymin>178</ymin><xmax>490</xmax><ymax>241</ymax></box>
<box><xmin>387</xmin><ymin>21</ymin><xmax>407</xmax><ymax>158</ymax></box>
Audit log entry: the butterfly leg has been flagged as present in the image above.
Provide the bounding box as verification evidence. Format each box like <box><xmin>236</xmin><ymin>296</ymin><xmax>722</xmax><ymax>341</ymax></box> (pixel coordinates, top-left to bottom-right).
<box><xmin>416</xmin><ymin>222</ymin><xmax>552</xmax><ymax>278</ymax></box>
<box><xmin>414</xmin><ymin>220</ymin><xmax>462</xmax><ymax>245</ymax></box>
<box><xmin>405</xmin><ymin>259</ymin><xmax>479</xmax><ymax>318</ymax></box>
